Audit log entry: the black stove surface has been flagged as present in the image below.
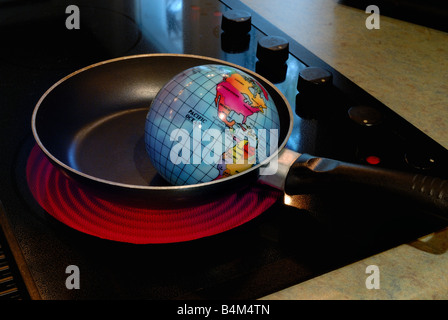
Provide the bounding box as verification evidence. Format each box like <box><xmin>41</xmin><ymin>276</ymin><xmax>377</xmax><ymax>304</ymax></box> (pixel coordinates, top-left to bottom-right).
<box><xmin>1</xmin><ymin>0</ymin><xmax>447</xmax><ymax>300</ymax></box>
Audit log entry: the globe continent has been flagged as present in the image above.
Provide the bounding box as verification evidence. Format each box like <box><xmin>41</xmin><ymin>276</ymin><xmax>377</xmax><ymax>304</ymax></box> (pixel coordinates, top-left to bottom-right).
<box><xmin>145</xmin><ymin>64</ymin><xmax>280</xmax><ymax>186</ymax></box>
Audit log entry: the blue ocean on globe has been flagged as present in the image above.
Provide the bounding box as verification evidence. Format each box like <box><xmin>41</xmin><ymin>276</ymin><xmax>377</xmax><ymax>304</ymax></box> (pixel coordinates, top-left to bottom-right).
<box><xmin>144</xmin><ymin>64</ymin><xmax>280</xmax><ymax>186</ymax></box>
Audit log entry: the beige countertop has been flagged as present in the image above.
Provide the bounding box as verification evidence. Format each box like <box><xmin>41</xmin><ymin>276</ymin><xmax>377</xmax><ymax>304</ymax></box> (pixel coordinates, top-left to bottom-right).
<box><xmin>240</xmin><ymin>0</ymin><xmax>448</xmax><ymax>300</ymax></box>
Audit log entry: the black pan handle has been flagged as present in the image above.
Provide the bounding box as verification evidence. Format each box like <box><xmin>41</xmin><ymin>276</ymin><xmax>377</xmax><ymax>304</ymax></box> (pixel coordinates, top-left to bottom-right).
<box><xmin>284</xmin><ymin>154</ymin><xmax>448</xmax><ymax>217</ymax></box>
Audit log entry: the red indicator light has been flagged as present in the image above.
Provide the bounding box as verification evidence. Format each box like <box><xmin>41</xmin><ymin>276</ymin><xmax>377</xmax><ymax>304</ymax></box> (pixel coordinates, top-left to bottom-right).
<box><xmin>366</xmin><ymin>155</ymin><xmax>381</xmax><ymax>165</ymax></box>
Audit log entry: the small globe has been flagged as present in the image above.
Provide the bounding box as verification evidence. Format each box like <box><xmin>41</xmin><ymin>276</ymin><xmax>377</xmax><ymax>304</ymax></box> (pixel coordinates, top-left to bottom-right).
<box><xmin>144</xmin><ymin>64</ymin><xmax>280</xmax><ymax>186</ymax></box>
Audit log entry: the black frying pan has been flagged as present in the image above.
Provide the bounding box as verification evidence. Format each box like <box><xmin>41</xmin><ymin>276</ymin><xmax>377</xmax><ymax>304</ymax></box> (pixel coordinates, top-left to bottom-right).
<box><xmin>32</xmin><ymin>54</ymin><xmax>448</xmax><ymax>216</ymax></box>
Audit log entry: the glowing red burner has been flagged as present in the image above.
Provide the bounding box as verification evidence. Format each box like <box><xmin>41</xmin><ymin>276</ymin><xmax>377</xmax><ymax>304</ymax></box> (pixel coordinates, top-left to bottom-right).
<box><xmin>26</xmin><ymin>145</ymin><xmax>281</xmax><ymax>244</ymax></box>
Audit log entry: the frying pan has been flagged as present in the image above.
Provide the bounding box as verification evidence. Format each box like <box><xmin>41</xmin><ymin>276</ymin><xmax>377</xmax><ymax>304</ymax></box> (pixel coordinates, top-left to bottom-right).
<box><xmin>32</xmin><ymin>54</ymin><xmax>448</xmax><ymax>216</ymax></box>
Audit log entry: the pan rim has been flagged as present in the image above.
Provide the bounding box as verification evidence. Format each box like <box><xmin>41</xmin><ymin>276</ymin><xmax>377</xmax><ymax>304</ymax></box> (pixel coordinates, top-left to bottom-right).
<box><xmin>31</xmin><ymin>53</ymin><xmax>294</xmax><ymax>191</ymax></box>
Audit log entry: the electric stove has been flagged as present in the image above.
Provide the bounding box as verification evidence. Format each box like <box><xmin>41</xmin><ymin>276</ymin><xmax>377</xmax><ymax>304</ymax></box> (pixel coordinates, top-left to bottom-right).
<box><xmin>1</xmin><ymin>0</ymin><xmax>447</xmax><ymax>300</ymax></box>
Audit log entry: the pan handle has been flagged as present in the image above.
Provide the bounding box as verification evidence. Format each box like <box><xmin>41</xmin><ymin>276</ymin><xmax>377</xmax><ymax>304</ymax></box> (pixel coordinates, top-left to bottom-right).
<box><xmin>284</xmin><ymin>153</ymin><xmax>448</xmax><ymax>218</ymax></box>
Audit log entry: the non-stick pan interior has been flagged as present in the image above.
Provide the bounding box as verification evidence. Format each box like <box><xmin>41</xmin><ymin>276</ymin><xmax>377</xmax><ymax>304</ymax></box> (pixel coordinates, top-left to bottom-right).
<box><xmin>33</xmin><ymin>54</ymin><xmax>292</xmax><ymax>193</ymax></box>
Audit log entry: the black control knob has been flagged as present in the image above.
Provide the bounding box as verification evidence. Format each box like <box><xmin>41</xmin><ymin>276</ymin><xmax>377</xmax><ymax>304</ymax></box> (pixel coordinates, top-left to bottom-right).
<box><xmin>297</xmin><ymin>67</ymin><xmax>333</xmax><ymax>94</ymax></box>
<box><xmin>221</xmin><ymin>10</ymin><xmax>252</xmax><ymax>34</ymax></box>
<box><xmin>221</xmin><ymin>10</ymin><xmax>251</xmax><ymax>53</ymax></box>
<box><xmin>256</xmin><ymin>35</ymin><xmax>289</xmax><ymax>65</ymax></box>
<box><xmin>348</xmin><ymin>105</ymin><xmax>383</xmax><ymax>127</ymax></box>
<box><xmin>295</xmin><ymin>67</ymin><xmax>334</xmax><ymax>118</ymax></box>
<box><xmin>405</xmin><ymin>151</ymin><xmax>437</xmax><ymax>170</ymax></box>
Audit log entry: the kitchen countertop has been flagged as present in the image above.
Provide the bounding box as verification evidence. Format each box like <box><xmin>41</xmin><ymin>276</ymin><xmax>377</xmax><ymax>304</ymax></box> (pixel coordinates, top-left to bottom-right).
<box><xmin>239</xmin><ymin>0</ymin><xmax>448</xmax><ymax>300</ymax></box>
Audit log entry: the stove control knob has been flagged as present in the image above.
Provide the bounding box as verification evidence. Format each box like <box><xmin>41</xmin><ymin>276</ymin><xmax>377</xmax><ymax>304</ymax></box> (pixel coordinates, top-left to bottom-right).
<box><xmin>295</xmin><ymin>67</ymin><xmax>333</xmax><ymax>118</ymax></box>
<box><xmin>256</xmin><ymin>35</ymin><xmax>289</xmax><ymax>65</ymax></box>
<box><xmin>348</xmin><ymin>105</ymin><xmax>383</xmax><ymax>127</ymax></box>
<box><xmin>297</xmin><ymin>67</ymin><xmax>333</xmax><ymax>94</ymax></box>
<box><xmin>221</xmin><ymin>10</ymin><xmax>252</xmax><ymax>34</ymax></box>
<box><xmin>405</xmin><ymin>151</ymin><xmax>436</xmax><ymax>170</ymax></box>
